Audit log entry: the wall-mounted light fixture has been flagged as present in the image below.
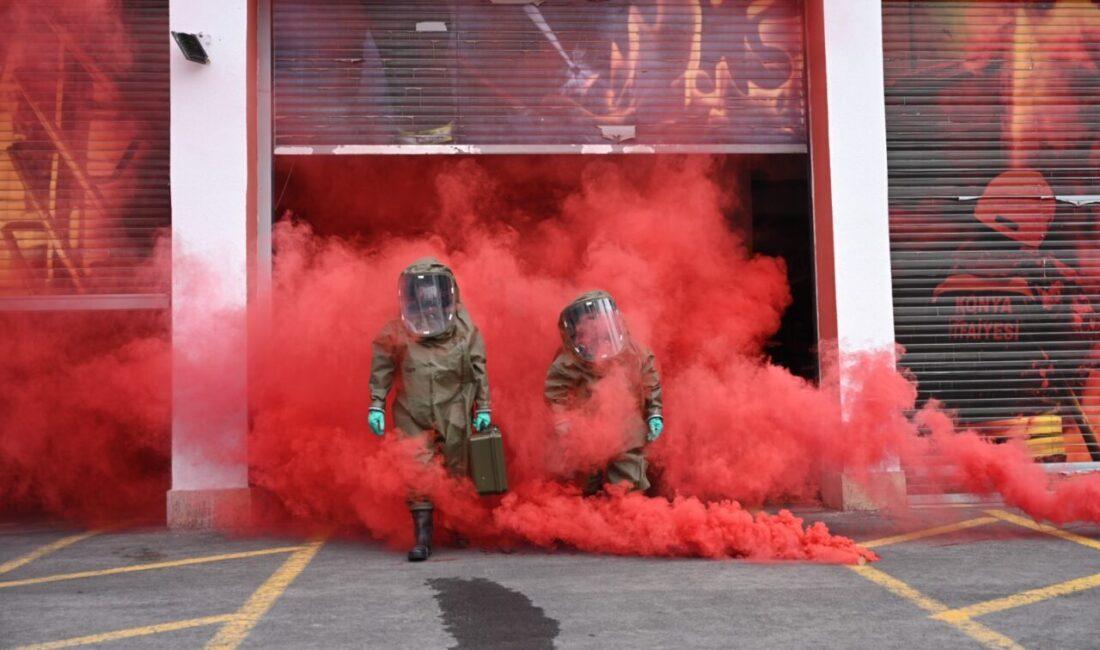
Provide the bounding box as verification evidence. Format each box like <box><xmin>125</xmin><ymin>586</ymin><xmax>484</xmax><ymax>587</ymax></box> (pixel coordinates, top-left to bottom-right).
<box><xmin>172</xmin><ymin>31</ymin><xmax>210</xmax><ymax>65</ymax></box>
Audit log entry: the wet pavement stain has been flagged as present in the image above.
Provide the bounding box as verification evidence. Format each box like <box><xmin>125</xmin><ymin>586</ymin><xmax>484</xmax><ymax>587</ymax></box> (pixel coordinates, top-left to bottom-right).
<box><xmin>113</xmin><ymin>546</ymin><xmax>165</xmax><ymax>562</ymax></box>
<box><xmin>429</xmin><ymin>577</ymin><xmax>559</xmax><ymax>649</ymax></box>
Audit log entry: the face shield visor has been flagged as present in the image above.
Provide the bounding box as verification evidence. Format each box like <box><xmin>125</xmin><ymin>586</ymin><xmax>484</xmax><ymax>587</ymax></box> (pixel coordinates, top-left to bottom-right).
<box><xmin>561</xmin><ymin>296</ymin><xmax>627</xmax><ymax>362</ymax></box>
<box><xmin>399</xmin><ymin>272</ymin><xmax>457</xmax><ymax>338</ymax></box>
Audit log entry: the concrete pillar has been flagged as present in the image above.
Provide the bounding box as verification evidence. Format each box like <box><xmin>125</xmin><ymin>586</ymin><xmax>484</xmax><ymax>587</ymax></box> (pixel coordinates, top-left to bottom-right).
<box><xmin>168</xmin><ymin>0</ymin><xmax>256</xmax><ymax>528</ymax></box>
<box><xmin>806</xmin><ymin>0</ymin><xmax>907</xmax><ymax>509</ymax></box>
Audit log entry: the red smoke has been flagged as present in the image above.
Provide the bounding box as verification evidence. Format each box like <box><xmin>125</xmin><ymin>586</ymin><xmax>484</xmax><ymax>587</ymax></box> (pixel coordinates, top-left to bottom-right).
<box><xmin>248</xmin><ymin>154</ymin><xmax>1099</xmax><ymax>560</ymax></box>
<box><xmin>251</xmin><ymin>155</ymin><xmax>878</xmax><ymax>561</ymax></box>
<box><xmin>4</xmin><ymin>155</ymin><xmax>1100</xmax><ymax>561</ymax></box>
<box><xmin>0</xmin><ymin>310</ymin><xmax>169</xmax><ymax>522</ymax></box>
<box><xmin>916</xmin><ymin>406</ymin><xmax>1100</xmax><ymax>525</ymax></box>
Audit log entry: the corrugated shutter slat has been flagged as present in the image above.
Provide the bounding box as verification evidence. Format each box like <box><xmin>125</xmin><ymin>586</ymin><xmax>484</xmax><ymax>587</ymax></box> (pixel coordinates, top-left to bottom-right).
<box><xmin>272</xmin><ymin>0</ymin><xmax>807</xmax><ymax>151</ymax></box>
<box><xmin>0</xmin><ymin>1</ymin><xmax>170</xmax><ymax>299</ymax></box>
<box><xmin>883</xmin><ymin>0</ymin><xmax>1100</xmax><ymax>474</ymax></box>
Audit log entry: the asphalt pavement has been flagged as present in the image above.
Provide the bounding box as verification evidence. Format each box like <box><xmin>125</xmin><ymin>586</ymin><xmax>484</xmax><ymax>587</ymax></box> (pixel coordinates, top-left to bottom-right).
<box><xmin>1</xmin><ymin>507</ymin><xmax>1097</xmax><ymax>649</ymax></box>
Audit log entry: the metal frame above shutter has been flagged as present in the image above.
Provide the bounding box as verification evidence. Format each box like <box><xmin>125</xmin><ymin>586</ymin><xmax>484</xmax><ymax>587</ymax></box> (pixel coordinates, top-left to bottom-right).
<box><xmin>883</xmin><ymin>0</ymin><xmax>1100</xmax><ymax>474</ymax></box>
<box><xmin>272</xmin><ymin>0</ymin><xmax>807</xmax><ymax>154</ymax></box>
<box><xmin>0</xmin><ymin>1</ymin><xmax>170</xmax><ymax>309</ymax></box>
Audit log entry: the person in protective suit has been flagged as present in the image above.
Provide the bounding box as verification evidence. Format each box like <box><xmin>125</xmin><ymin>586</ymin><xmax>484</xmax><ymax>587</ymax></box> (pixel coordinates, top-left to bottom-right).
<box><xmin>544</xmin><ymin>290</ymin><xmax>663</xmax><ymax>493</ymax></box>
<box><xmin>367</xmin><ymin>258</ymin><xmax>492</xmax><ymax>561</ymax></box>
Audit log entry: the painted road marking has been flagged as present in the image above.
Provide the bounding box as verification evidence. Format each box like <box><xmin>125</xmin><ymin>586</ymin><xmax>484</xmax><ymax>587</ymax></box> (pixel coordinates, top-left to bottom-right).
<box><xmin>848</xmin><ymin>565</ymin><xmax>1024</xmax><ymax>649</ymax></box>
<box><xmin>941</xmin><ymin>618</ymin><xmax>1026</xmax><ymax>650</ymax></box>
<box><xmin>0</xmin><ymin>546</ymin><xmax>306</xmax><ymax>590</ymax></box>
<box><xmin>849</xmin><ymin>565</ymin><xmax>946</xmax><ymax>614</ymax></box>
<box><xmin>11</xmin><ymin>614</ymin><xmax>234</xmax><ymax>650</ymax></box>
<box><xmin>852</xmin><ymin>509</ymin><xmax>1100</xmax><ymax>649</ymax></box>
<box><xmin>0</xmin><ymin>531</ymin><xmax>101</xmax><ymax>576</ymax></box>
<box><xmin>205</xmin><ymin>539</ymin><xmax>326</xmax><ymax>650</ymax></box>
<box><xmin>986</xmin><ymin>509</ymin><xmax>1100</xmax><ymax>552</ymax></box>
<box><xmin>860</xmin><ymin>517</ymin><xmax>999</xmax><ymax>549</ymax></box>
<box><xmin>933</xmin><ymin>572</ymin><xmax>1100</xmax><ymax>623</ymax></box>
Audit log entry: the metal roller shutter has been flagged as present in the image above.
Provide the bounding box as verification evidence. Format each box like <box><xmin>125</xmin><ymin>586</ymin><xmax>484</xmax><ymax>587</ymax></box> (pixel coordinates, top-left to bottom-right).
<box><xmin>0</xmin><ymin>1</ymin><xmax>170</xmax><ymax>307</ymax></box>
<box><xmin>883</xmin><ymin>0</ymin><xmax>1100</xmax><ymax>471</ymax></box>
<box><xmin>272</xmin><ymin>0</ymin><xmax>806</xmax><ymax>153</ymax></box>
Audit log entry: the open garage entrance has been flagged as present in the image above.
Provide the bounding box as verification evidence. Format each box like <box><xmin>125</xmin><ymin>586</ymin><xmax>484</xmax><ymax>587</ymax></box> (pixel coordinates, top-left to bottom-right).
<box><xmin>271</xmin><ymin>154</ymin><xmax>817</xmax><ymax>380</ymax></box>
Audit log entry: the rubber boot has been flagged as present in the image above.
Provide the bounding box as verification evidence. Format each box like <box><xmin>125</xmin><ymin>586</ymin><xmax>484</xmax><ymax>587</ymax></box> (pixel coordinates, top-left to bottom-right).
<box><xmin>407</xmin><ymin>507</ymin><xmax>433</xmax><ymax>562</ymax></box>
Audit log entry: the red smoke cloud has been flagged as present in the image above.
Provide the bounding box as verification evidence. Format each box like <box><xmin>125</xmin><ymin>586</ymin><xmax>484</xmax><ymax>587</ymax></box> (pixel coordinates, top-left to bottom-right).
<box><xmin>916</xmin><ymin>406</ymin><xmax>1100</xmax><ymax>525</ymax></box>
<box><xmin>249</xmin><ymin>154</ymin><xmax>1100</xmax><ymax>560</ymax></box>
<box><xmin>0</xmin><ymin>310</ymin><xmax>169</xmax><ymax>522</ymax></box>
<box><xmin>250</xmin><ymin>155</ymin><xmax>880</xmax><ymax>561</ymax></box>
<box><xmin>4</xmin><ymin>155</ymin><xmax>1100</xmax><ymax>561</ymax></box>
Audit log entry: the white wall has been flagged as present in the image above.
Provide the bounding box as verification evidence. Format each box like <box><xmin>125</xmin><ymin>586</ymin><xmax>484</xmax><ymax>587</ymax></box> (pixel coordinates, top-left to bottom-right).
<box><xmin>821</xmin><ymin>1</ymin><xmax>895</xmax><ymax>359</ymax></box>
<box><xmin>170</xmin><ymin>0</ymin><xmax>252</xmax><ymax>490</ymax></box>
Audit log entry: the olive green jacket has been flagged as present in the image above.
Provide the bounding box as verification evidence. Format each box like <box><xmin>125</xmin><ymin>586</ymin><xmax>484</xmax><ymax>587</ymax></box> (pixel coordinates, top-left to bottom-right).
<box><xmin>369</xmin><ymin>259</ymin><xmax>491</xmax><ymax>445</ymax></box>
<box><xmin>544</xmin><ymin>290</ymin><xmax>662</xmax><ymax>448</ymax></box>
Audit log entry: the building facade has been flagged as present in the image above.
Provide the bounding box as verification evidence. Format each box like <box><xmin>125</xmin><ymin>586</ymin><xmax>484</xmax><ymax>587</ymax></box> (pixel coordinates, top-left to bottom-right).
<box><xmin>1</xmin><ymin>1</ymin><xmax>1095</xmax><ymax>524</ymax></box>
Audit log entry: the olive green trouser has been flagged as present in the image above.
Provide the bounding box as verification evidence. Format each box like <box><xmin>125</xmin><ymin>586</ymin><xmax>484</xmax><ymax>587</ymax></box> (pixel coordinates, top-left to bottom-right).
<box><xmin>395</xmin><ymin>403</ymin><xmax>470</xmax><ymax>511</ymax></box>
<box><xmin>583</xmin><ymin>447</ymin><xmax>649</xmax><ymax>495</ymax></box>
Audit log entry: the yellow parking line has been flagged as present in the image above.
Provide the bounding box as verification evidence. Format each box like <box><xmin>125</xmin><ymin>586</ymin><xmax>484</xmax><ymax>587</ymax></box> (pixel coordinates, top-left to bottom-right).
<box><xmin>205</xmin><ymin>539</ymin><xmax>325</xmax><ymax>650</ymax></box>
<box><xmin>0</xmin><ymin>531</ymin><xmax>101</xmax><ymax>576</ymax></box>
<box><xmin>933</xmin><ymin>572</ymin><xmax>1100</xmax><ymax>623</ymax></box>
<box><xmin>860</xmin><ymin>517</ymin><xmax>998</xmax><ymax>549</ymax></box>
<box><xmin>12</xmin><ymin>614</ymin><xmax>233</xmax><ymax>650</ymax></box>
<box><xmin>848</xmin><ymin>565</ymin><xmax>1023</xmax><ymax>649</ymax></box>
<box><xmin>986</xmin><ymin>509</ymin><xmax>1100</xmax><ymax>551</ymax></box>
<box><xmin>0</xmin><ymin>546</ymin><xmax>306</xmax><ymax>590</ymax></box>
<box><xmin>849</xmin><ymin>565</ymin><xmax>948</xmax><ymax>614</ymax></box>
<box><xmin>947</xmin><ymin>619</ymin><xmax>1027</xmax><ymax>650</ymax></box>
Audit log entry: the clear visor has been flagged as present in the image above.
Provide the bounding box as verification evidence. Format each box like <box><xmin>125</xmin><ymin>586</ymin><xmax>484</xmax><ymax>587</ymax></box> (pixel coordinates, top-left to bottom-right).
<box><xmin>562</xmin><ymin>297</ymin><xmax>626</xmax><ymax>362</ymax></box>
<box><xmin>399</xmin><ymin>272</ymin><xmax>457</xmax><ymax>338</ymax></box>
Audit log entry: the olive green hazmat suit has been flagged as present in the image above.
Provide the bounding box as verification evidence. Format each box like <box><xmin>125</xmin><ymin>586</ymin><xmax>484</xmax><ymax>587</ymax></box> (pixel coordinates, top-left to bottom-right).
<box><xmin>544</xmin><ymin>290</ymin><xmax>662</xmax><ymax>492</ymax></box>
<box><xmin>369</xmin><ymin>258</ymin><xmax>490</xmax><ymax>510</ymax></box>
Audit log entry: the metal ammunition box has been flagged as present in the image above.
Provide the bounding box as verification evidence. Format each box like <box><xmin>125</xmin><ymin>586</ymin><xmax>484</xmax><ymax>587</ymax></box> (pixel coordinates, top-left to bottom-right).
<box><xmin>469</xmin><ymin>426</ymin><xmax>508</xmax><ymax>495</ymax></box>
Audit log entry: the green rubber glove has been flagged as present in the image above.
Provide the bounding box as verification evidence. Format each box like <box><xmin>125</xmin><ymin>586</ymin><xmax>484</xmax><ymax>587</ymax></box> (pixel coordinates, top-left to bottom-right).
<box><xmin>473</xmin><ymin>411</ymin><xmax>491</xmax><ymax>432</ymax></box>
<box><xmin>647</xmin><ymin>416</ymin><xmax>664</xmax><ymax>442</ymax></box>
<box><xmin>367</xmin><ymin>409</ymin><xmax>385</xmax><ymax>436</ymax></box>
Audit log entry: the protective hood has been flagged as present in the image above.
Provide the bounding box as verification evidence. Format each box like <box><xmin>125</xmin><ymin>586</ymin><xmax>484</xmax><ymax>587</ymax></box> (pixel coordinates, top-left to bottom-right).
<box><xmin>398</xmin><ymin>257</ymin><xmax>460</xmax><ymax>338</ymax></box>
<box><xmin>558</xmin><ymin>289</ymin><xmax>628</xmax><ymax>363</ymax></box>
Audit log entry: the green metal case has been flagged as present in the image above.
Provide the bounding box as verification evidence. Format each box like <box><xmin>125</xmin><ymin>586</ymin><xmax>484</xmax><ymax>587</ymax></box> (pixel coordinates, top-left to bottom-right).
<box><xmin>468</xmin><ymin>425</ymin><xmax>508</xmax><ymax>495</ymax></box>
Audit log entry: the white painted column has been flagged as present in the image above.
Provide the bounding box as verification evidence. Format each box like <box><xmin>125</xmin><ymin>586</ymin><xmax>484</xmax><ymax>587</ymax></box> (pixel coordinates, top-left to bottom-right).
<box><xmin>169</xmin><ymin>0</ymin><xmax>254</xmax><ymax>527</ymax></box>
<box><xmin>808</xmin><ymin>0</ymin><xmax>904</xmax><ymax>509</ymax></box>
<box><xmin>820</xmin><ymin>1</ymin><xmax>895</xmax><ymax>366</ymax></box>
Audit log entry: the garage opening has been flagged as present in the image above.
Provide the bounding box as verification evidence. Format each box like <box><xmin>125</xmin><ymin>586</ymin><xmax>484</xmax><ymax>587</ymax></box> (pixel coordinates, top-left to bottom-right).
<box><xmin>272</xmin><ymin>154</ymin><xmax>816</xmax><ymax>380</ymax></box>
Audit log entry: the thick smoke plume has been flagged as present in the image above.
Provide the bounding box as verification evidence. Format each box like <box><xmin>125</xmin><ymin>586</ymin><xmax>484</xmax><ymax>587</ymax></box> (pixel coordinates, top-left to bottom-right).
<box><xmin>0</xmin><ymin>310</ymin><xmax>169</xmax><ymax>523</ymax></box>
<box><xmin>251</xmin><ymin>155</ymin><xmax>875</xmax><ymax>561</ymax></box>
<box><xmin>249</xmin><ymin>155</ymin><xmax>1100</xmax><ymax>559</ymax></box>
<box><xmin>3</xmin><ymin>155</ymin><xmax>1099</xmax><ymax>561</ymax></box>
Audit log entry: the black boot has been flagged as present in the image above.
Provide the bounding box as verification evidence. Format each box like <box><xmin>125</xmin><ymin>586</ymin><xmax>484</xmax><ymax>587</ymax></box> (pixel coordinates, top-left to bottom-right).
<box><xmin>407</xmin><ymin>507</ymin><xmax>433</xmax><ymax>562</ymax></box>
